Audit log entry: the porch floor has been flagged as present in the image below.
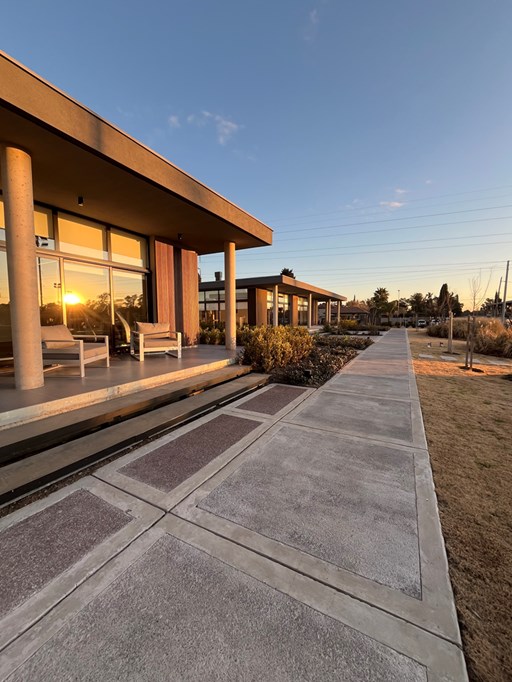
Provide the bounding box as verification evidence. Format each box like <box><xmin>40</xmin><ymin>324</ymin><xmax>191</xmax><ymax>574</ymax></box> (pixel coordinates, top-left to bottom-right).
<box><xmin>0</xmin><ymin>346</ymin><xmax>239</xmax><ymax>429</ymax></box>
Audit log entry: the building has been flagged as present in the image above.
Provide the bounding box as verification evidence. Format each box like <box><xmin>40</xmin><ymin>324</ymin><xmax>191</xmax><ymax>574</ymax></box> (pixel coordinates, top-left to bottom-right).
<box><xmin>199</xmin><ymin>275</ymin><xmax>346</xmax><ymax>327</ymax></box>
<box><xmin>0</xmin><ymin>52</ymin><xmax>272</xmax><ymax>390</ymax></box>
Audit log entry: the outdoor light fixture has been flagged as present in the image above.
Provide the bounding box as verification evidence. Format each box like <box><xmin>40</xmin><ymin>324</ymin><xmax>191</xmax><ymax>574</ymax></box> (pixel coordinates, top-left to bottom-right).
<box><xmin>178</xmin><ymin>233</ymin><xmax>183</xmax><ymax>241</ymax></box>
<box><xmin>77</xmin><ymin>196</ymin><xmax>84</xmax><ymax>207</ymax></box>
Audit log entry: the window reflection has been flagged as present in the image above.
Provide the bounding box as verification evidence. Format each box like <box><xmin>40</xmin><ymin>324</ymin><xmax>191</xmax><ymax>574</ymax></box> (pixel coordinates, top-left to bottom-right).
<box><xmin>63</xmin><ymin>262</ymin><xmax>111</xmax><ymax>335</ymax></box>
<box><xmin>0</xmin><ymin>250</ymin><xmax>11</xmax><ymax>358</ymax></box>
<box><xmin>113</xmin><ymin>270</ymin><xmax>148</xmax><ymax>347</ymax></box>
<box><xmin>38</xmin><ymin>257</ymin><xmax>63</xmax><ymax>326</ymax></box>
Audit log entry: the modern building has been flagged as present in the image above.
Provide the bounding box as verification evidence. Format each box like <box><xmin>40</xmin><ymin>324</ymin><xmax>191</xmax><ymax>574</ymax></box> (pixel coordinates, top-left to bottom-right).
<box><xmin>0</xmin><ymin>52</ymin><xmax>272</xmax><ymax>390</ymax></box>
<box><xmin>199</xmin><ymin>275</ymin><xmax>346</xmax><ymax>327</ymax></box>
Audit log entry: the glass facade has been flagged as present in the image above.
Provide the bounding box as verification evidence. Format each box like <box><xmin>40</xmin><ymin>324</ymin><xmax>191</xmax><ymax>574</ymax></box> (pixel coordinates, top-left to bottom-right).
<box><xmin>0</xmin><ymin>201</ymin><xmax>149</xmax><ymax>358</ymax></box>
<box><xmin>298</xmin><ymin>296</ymin><xmax>308</xmax><ymax>325</ymax></box>
<box><xmin>199</xmin><ymin>288</ymin><xmax>248</xmax><ymax>325</ymax></box>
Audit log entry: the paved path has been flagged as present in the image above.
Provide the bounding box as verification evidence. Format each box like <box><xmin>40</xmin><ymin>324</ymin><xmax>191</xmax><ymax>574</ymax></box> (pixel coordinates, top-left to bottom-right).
<box><xmin>0</xmin><ymin>329</ymin><xmax>467</xmax><ymax>681</ymax></box>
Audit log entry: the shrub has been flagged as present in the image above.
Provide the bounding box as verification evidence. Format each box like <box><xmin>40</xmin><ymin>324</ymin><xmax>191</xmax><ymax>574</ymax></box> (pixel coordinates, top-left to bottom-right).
<box><xmin>317</xmin><ymin>335</ymin><xmax>373</xmax><ymax>351</ymax></box>
<box><xmin>240</xmin><ymin>325</ymin><xmax>314</xmax><ymax>373</ymax></box>
<box><xmin>428</xmin><ymin>318</ymin><xmax>512</xmax><ymax>358</ymax></box>
<box><xmin>199</xmin><ymin>326</ymin><xmax>225</xmax><ymax>345</ymax></box>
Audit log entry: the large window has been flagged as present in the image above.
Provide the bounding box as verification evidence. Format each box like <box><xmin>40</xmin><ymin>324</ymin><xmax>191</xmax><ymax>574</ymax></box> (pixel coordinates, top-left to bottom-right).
<box><xmin>0</xmin><ymin>250</ymin><xmax>11</xmax><ymax>358</ymax></box>
<box><xmin>38</xmin><ymin>257</ymin><xmax>63</xmax><ymax>327</ymax></box>
<box><xmin>199</xmin><ymin>288</ymin><xmax>248</xmax><ymax>326</ymax></box>
<box><xmin>0</xmin><ymin>204</ymin><xmax>150</xmax><ymax>358</ymax></box>
<box><xmin>58</xmin><ymin>213</ymin><xmax>108</xmax><ymax>261</ymax></box>
<box><xmin>0</xmin><ymin>200</ymin><xmax>55</xmax><ymax>249</ymax></box>
<box><xmin>113</xmin><ymin>270</ymin><xmax>148</xmax><ymax>346</ymax></box>
<box><xmin>63</xmin><ymin>262</ymin><xmax>111</xmax><ymax>335</ymax></box>
<box><xmin>110</xmin><ymin>229</ymin><xmax>147</xmax><ymax>268</ymax></box>
<box><xmin>298</xmin><ymin>296</ymin><xmax>308</xmax><ymax>326</ymax></box>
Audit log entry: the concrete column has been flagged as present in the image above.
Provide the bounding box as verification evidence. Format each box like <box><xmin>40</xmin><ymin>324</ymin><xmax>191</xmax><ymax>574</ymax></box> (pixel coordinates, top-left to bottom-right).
<box><xmin>273</xmin><ymin>284</ymin><xmax>279</xmax><ymax>326</ymax></box>
<box><xmin>326</xmin><ymin>300</ymin><xmax>332</xmax><ymax>325</ymax></box>
<box><xmin>313</xmin><ymin>300</ymin><xmax>318</xmax><ymax>325</ymax></box>
<box><xmin>307</xmin><ymin>294</ymin><xmax>313</xmax><ymax>328</ymax></box>
<box><xmin>224</xmin><ymin>241</ymin><xmax>236</xmax><ymax>350</ymax></box>
<box><xmin>0</xmin><ymin>146</ymin><xmax>44</xmax><ymax>389</ymax></box>
<box><xmin>336</xmin><ymin>301</ymin><xmax>341</xmax><ymax>324</ymax></box>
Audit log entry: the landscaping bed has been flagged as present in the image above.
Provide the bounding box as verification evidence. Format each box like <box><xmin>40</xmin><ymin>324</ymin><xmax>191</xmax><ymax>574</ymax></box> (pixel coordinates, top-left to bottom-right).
<box><xmin>239</xmin><ymin>326</ymin><xmax>371</xmax><ymax>387</ymax></box>
<box><xmin>408</xmin><ymin>330</ymin><xmax>512</xmax><ymax>681</ymax></box>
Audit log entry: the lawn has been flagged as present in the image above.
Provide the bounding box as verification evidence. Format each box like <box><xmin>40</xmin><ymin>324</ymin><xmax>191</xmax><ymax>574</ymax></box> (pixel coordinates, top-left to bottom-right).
<box><xmin>408</xmin><ymin>329</ymin><xmax>512</xmax><ymax>682</ymax></box>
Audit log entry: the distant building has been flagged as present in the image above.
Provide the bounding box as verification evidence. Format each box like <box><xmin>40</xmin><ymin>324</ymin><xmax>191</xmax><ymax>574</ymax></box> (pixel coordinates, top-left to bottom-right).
<box><xmin>199</xmin><ymin>275</ymin><xmax>346</xmax><ymax>327</ymax></box>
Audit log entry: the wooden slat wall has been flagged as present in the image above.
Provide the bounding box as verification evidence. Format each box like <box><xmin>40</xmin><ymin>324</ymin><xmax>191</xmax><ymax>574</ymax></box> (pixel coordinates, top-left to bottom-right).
<box><xmin>154</xmin><ymin>241</ymin><xmax>176</xmax><ymax>328</ymax></box>
<box><xmin>175</xmin><ymin>248</ymin><xmax>199</xmax><ymax>345</ymax></box>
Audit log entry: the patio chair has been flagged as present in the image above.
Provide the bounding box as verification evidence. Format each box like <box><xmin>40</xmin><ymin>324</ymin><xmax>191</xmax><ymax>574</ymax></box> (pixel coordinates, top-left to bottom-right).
<box><xmin>41</xmin><ymin>324</ymin><xmax>110</xmax><ymax>378</ymax></box>
<box><xmin>130</xmin><ymin>321</ymin><xmax>182</xmax><ymax>362</ymax></box>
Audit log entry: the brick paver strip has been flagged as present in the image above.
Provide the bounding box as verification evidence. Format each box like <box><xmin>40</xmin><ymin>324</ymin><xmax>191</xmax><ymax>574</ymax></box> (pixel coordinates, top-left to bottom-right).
<box><xmin>236</xmin><ymin>384</ymin><xmax>307</xmax><ymax>415</ymax></box>
<box><xmin>0</xmin><ymin>490</ymin><xmax>130</xmax><ymax>619</ymax></box>
<box><xmin>7</xmin><ymin>535</ymin><xmax>427</xmax><ymax>681</ymax></box>
<box><xmin>119</xmin><ymin>414</ymin><xmax>260</xmax><ymax>492</ymax></box>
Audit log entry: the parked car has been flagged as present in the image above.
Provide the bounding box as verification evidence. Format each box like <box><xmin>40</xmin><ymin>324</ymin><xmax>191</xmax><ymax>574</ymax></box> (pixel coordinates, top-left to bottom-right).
<box><xmin>417</xmin><ymin>319</ymin><xmax>427</xmax><ymax>328</ymax></box>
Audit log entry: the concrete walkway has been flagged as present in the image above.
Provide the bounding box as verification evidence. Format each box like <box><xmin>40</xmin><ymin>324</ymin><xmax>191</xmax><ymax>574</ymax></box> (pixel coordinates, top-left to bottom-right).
<box><xmin>0</xmin><ymin>329</ymin><xmax>467</xmax><ymax>681</ymax></box>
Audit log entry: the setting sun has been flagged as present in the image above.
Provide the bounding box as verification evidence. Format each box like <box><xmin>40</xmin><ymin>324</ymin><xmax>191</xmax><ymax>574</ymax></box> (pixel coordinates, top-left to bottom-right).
<box><xmin>63</xmin><ymin>292</ymin><xmax>81</xmax><ymax>305</ymax></box>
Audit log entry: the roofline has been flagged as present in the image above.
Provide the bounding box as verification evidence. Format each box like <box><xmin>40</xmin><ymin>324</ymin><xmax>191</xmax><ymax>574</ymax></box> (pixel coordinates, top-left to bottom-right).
<box><xmin>200</xmin><ymin>274</ymin><xmax>347</xmax><ymax>301</ymax></box>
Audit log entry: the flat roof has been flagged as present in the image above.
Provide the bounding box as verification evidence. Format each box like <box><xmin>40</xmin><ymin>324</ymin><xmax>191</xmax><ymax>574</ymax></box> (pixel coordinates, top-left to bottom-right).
<box><xmin>0</xmin><ymin>52</ymin><xmax>272</xmax><ymax>255</ymax></box>
<box><xmin>200</xmin><ymin>275</ymin><xmax>347</xmax><ymax>301</ymax></box>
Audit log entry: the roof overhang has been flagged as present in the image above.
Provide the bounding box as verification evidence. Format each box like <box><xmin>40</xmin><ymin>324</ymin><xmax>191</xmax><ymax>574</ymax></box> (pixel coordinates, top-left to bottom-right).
<box><xmin>0</xmin><ymin>52</ymin><xmax>273</xmax><ymax>255</ymax></box>
<box><xmin>201</xmin><ymin>275</ymin><xmax>347</xmax><ymax>301</ymax></box>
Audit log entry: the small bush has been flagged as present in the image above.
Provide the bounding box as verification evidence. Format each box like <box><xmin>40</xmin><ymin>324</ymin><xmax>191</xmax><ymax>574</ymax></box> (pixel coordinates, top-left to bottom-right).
<box><xmin>428</xmin><ymin>318</ymin><xmax>512</xmax><ymax>358</ymax></box>
<box><xmin>199</xmin><ymin>326</ymin><xmax>225</xmax><ymax>345</ymax></box>
<box><xmin>240</xmin><ymin>325</ymin><xmax>314</xmax><ymax>373</ymax></box>
<box><xmin>317</xmin><ymin>335</ymin><xmax>373</xmax><ymax>351</ymax></box>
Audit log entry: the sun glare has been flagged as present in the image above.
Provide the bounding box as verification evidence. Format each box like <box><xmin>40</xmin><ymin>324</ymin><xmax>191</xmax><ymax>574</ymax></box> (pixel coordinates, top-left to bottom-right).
<box><xmin>63</xmin><ymin>292</ymin><xmax>81</xmax><ymax>305</ymax></box>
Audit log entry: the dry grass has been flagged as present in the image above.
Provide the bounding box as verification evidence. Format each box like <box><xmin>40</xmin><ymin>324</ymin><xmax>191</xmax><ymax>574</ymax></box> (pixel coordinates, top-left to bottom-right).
<box><xmin>408</xmin><ymin>330</ymin><xmax>512</xmax><ymax>682</ymax></box>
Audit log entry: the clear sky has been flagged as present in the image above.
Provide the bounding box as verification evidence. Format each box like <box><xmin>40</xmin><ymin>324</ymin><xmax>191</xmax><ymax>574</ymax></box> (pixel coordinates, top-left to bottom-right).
<box><xmin>2</xmin><ymin>0</ymin><xmax>512</xmax><ymax>309</ymax></box>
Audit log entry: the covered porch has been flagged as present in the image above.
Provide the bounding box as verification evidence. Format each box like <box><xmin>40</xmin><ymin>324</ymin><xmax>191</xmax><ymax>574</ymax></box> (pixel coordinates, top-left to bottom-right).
<box><xmin>0</xmin><ymin>345</ymin><xmax>239</xmax><ymax>431</ymax></box>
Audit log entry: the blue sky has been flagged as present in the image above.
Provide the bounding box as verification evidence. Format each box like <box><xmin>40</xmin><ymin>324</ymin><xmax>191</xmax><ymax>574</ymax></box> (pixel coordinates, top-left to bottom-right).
<box><xmin>2</xmin><ymin>0</ymin><xmax>512</xmax><ymax>308</ymax></box>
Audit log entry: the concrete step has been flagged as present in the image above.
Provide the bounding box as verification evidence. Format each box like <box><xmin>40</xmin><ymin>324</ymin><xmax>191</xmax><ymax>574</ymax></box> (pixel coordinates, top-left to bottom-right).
<box><xmin>0</xmin><ymin>365</ymin><xmax>258</xmax><ymax>466</ymax></box>
<box><xmin>0</xmin><ymin>372</ymin><xmax>269</xmax><ymax>506</ymax></box>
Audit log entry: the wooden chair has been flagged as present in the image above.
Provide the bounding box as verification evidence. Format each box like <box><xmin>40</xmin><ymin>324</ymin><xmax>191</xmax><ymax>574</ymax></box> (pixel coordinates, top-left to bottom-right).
<box><xmin>41</xmin><ymin>324</ymin><xmax>110</xmax><ymax>377</ymax></box>
<box><xmin>130</xmin><ymin>322</ymin><xmax>181</xmax><ymax>362</ymax></box>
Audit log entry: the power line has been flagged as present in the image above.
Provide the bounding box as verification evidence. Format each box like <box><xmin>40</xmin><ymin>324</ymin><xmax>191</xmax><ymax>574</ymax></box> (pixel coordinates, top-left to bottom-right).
<box><xmin>268</xmin><ymin>183</ymin><xmax>512</xmax><ymax>224</ymax></box>
<box><xmin>238</xmin><ymin>232</ymin><xmax>512</xmax><ymax>260</ymax></box>
<box><xmin>275</xmin><ymin>203</ymin><xmax>512</xmax><ymax>235</ymax></box>
<box><xmin>235</xmin><ymin>239</ymin><xmax>512</xmax><ymax>262</ymax></box>
<box><xmin>274</xmin><ymin>214</ymin><xmax>512</xmax><ymax>244</ymax></box>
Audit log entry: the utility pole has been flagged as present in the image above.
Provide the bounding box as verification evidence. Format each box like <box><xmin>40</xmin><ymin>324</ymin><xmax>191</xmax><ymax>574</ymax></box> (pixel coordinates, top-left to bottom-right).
<box><xmin>496</xmin><ymin>276</ymin><xmax>502</xmax><ymax>318</ymax></box>
<box><xmin>501</xmin><ymin>260</ymin><xmax>509</xmax><ymax>325</ymax></box>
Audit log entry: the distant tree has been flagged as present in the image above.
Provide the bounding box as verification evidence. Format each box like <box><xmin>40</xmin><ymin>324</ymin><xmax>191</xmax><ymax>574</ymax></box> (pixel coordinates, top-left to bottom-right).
<box><xmin>280</xmin><ymin>267</ymin><xmax>295</xmax><ymax>278</ymax></box>
<box><xmin>424</xmin><ymin>292</ymin><xmax>436</xmax><ymax>318</ymax></box>
<box><xmin>450</xmin><ymin>293</ymin><xmax>463</xmax><ymax>316</ymax></box>
<box><xmin>366</xmin><ymin>287</ymin><xmax>392</xmax><ymax>324</ymax></box>
<box><xmin>438</xmin><ymin>283</ymin><xmax>450</xmax><ymax>319</ymax></box>
<box><xmin>408</xmin><ymin>293</ymin><xmax>425</xmax><ymax>316</ymax></box>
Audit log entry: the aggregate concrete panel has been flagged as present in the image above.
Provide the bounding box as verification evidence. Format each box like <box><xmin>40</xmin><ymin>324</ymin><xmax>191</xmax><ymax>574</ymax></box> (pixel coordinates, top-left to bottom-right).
<box><xmin>283</xmin><ymin>389</ymin><xmax>425</xmax><ymax>447</ymax></box>
<box><xmin>2</xmin><ymin>530</ymin><xmax>427</xmax><ymax>682</ymax></box>
<box><xmin>0</xmin><ymin>520</ymin><xmax>467</xmax><ymax>682</ymax></box>
<box><xmin>322</xmin><ymin>373</ymin><xmax>412</xmax><ymax>400</ymax></box>
<box><xmin>198</xmin><ymin>423</ymin><xmax>421</xmax><ymax>597</ymax></box>
<box><xmin>0</xmin><ymin>490</ymin><xmax>129</xmax><ymax>620</ymax></box>
<box><xmin>120</xmin><ymin>413</ymin><xmax>259</xmax><ymax>491</ymax></box>
<box><xmin>0</xmin><ymin>478</ymin><xmax>162</xmax><ymax>651</ymax></box>
<box><xmin>174</xmin><ymin>423</ymin><xmax>459</xmax><ymax>643</ymax></box>
<box><xmin>94</xmin><ymin>409</ymin><xmax>272</xmax><ymax>510</ymax></box>
<box><xmin>227</xmin><ymin>383</ymin><xmax>312</xmax><ymax>418</ymax></box>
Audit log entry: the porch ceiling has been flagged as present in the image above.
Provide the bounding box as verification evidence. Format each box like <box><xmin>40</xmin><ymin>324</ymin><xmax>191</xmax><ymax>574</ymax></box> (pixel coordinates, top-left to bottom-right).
<box><xmin>0</xmin><ymin>53</ymin><xmax>272</xmax><ymax>255</ymax></box>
